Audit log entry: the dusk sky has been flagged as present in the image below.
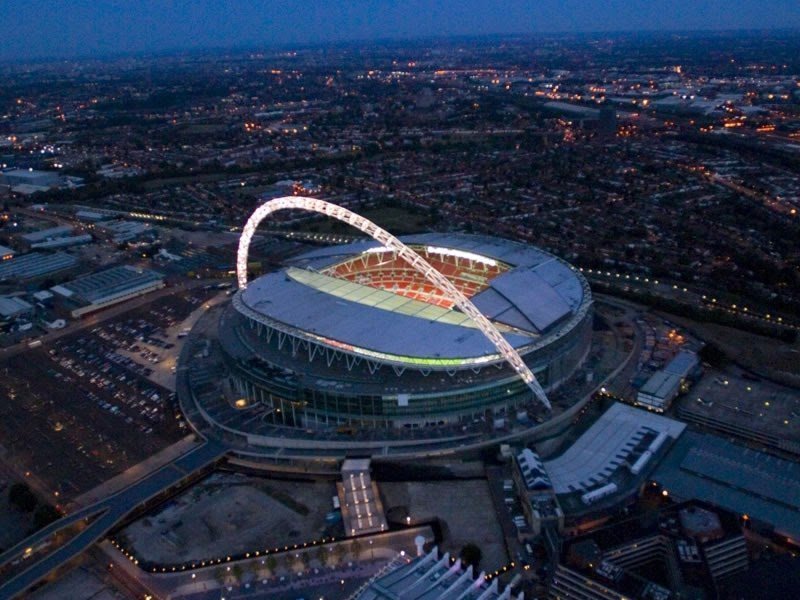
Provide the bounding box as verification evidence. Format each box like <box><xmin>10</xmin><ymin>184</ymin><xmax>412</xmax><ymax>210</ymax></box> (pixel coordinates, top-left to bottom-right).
<box><xmin>1</xmin><ymin>0</ymin><xmax>800</xmax><ymax>61</ymax></box>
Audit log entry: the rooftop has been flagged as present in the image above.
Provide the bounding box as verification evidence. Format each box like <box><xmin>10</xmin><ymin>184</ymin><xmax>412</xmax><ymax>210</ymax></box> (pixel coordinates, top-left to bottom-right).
<box><xmin>544</xmin><ymin>403</ymin><xmax>686</xmax><ymax>495</ymax></box>
<box><xmin>51</xmin><ymin>265</ymin><xmax>163</xmax><ymax>305</ymax></box>
<box><xmin>0</xmin><ymin>296</ymin><xmax>33</xmax><ymax>319</ymax></box>
<box><xmin>639</xmin><ymin>370</ymin><xmax>683</xmax><ymax>399</ymax></box>
<box><xmin>0</xmin><ymin>252</ymin><xmax>78</xmax><ymax>281</ymax></box>
<box><xmin>20</xmin><ymin>225</ymin><xmax>74</xmax><ymax>244</ymax></box>
<box><xmin>652</xmin><ymin>431</ymin><xmax>800</xmax><ymax>540</ymax></box>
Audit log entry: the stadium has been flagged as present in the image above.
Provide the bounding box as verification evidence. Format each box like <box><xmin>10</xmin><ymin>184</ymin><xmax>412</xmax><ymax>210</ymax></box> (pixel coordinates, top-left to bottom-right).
<box><xmin>192</xmin><ymin>199</ymin><xmax>593</xmax><ymax>448</ymax></box>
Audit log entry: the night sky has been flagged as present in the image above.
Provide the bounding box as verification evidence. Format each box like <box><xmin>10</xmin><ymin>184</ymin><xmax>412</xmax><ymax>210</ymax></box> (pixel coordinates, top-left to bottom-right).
<box><xmin>1</xmin><ymin>0</ymin><xmax>799</xmax><ymax>61</ymax></box>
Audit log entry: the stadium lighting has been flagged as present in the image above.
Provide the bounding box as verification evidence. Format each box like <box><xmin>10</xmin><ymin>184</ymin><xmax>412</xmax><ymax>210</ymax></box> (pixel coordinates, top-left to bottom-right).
<box><xmin>236</xmin><ymin>197</ymin><xmax>551</xmax><ymax>410</ymax></box>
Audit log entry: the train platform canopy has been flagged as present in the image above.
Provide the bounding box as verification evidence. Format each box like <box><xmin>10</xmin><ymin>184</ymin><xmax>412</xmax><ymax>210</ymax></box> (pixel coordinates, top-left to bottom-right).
<box><xmin>356</xmin><ymin>548</ymin><xmax>523</xmax><ymax>600</ymax></box>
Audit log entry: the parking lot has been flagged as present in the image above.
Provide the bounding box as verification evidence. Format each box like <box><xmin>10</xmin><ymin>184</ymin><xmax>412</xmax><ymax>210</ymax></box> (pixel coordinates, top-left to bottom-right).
<box><xmin>0</xmin><ymin>290</ymin><xmax>217</xmax><ymax>502</ymax></box>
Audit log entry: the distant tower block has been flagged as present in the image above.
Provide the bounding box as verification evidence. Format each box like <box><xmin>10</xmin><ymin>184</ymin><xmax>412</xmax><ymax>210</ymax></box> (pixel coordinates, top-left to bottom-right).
<box><xmin>415</xmin><ymin>535</ymin><xmax>426</xmax><ymax>557</ymax></box>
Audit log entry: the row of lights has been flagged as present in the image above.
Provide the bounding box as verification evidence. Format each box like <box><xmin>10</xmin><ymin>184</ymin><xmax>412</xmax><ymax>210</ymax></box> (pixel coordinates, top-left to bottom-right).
<box><xmin>581</xmin><ymin>266</ymin><xmax>796</xmax><ymax>329</ymax></box>
<box><xmin>485</xmin><ymin>561</ymin><xmax>516</xmax><ymax>581</ymax></box>
<box><xmin>446</xmin><ymin>554</ymin><xmax>517</xmax><ymax>583</ymax></box>
<box><xmin>581</xmin><ymin>266</ymin><xmax>660</xmax><ymax>285</ymax></box>
<box><xmin>110</xmin><ymin>533</ymin><xmax>342</xmax><ymax>574</ymax></box>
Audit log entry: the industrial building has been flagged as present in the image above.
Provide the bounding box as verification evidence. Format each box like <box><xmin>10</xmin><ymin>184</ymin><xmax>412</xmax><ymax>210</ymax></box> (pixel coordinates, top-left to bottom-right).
<box><xmin>0</xmin><ymin>168</ymin><xmax>83</xmax><ymax>194</ymax></box>
<box><xmin>0</xmin><ymin>251</ymin><xmax>78</xmax><ymax>282</ymax></box>
<box><xmin>19</xmin><ymin>225</ymin><xmax>75</xmax><ymax>249</ymax></box>
<box><xmin>29</xmin><ymin>234</ymin><xmax>93</xmax><ymax>250</ymax></box>
<box><xmin>51</xmin><ymin>265</ymin><xmax>165</xmax><ymax>317</ymax></box>
<box><xmin>0</xmin><ymin>244</ymin><xmax>15</xmax><ymax>261</ymax></box>
<box><xmin>0</xmin><ymin>168</ymin><xmax>61</xmax><ymax>189</ymax></box>
<box><xmin>0</xmin><ymin>296</ymin><xmax>34</xmax><ymax>321</ymax></box>
<box><xmin>677</xmin><ymin>374</ymin><xmax>800</xmax><ymax>457</ymax></box>
<box><xmin>636</xmin><ymin>350</ymin><xmax>700</xmax><ymax>412</ymax></box>
<box><xmin>652</xmin><ymin>430</ymin><xmax>800</xmax><ymax>546</ymax></box>
<box><xmin>99</xmin><ymin>220</ymin><xmax>153</xmax><ymax>243</ymax></box>
<box><xmin>541</xmin><ymin>403</ymin><xmax>686</xmax><ymax>515</ymax></box>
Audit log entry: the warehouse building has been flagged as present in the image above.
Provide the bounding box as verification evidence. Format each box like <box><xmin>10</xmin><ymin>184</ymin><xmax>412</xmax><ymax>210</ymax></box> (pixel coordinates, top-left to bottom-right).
<box><xmin>30</xmin><ymin>234</ymin><xmax>93</xmax><ymax>250</ymax></box>
<box><xmin>0</xmin><ymin>296</ymin><xmax>34</xmax><ymax>321</ymax></box>
<box><xmin>542</xmin><ymin>403</ymin><xmax>686</xmax><ymax>516</ymax></box>
<box><xmin>0</xmin><ymin>251</ymin><xmax>78</xmax><ymax>282</ymax></box>
<box><xmin>19</xmin><ymin>225</ymin><xmax>75</xmax><ymax>249</ymax></box>
<box><xmin>51</xmin><ymin>265</ymin><xmax>164</xmax><ymax>317</ymax></box>
<box><xmin>652</xmin><ymin>430</ymin><xmax>800</xmax><ymax>547</ymax></box>
<box><xmin>0</xmin><ymin>244</ymin><xmax>16</xmax><ymax>261</ymax></box>
<box><xmin>636</xmin><ymin>350</ymin><xmax>700</xmax><ymax>412</ymax></box>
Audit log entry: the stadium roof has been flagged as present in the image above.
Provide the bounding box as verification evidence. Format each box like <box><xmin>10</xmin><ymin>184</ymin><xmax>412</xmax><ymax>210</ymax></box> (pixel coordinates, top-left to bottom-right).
<box><xmin>240</xmin><ymin>269</ymin><xmax>530</xmax><ymax>362</ymax></box>
<box><xmin>652</xmin><ymin>431</ymin><xmax>800</xmax><ymax>541</ymax></box>
<box><xmin>240</xmin><ymin>234</ymin><xmax>590</xmax><ymax>364</ymax></box>
<box><xmin>293</xmin><ymin>232</ymin><xmax>575</xmax><ymax>271</ymax></box>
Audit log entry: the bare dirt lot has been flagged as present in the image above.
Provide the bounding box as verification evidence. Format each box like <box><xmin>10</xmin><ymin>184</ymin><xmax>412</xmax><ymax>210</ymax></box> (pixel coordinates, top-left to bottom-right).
<box><xmin>380</xmin><ymin>480</ymin><xmax>508</xmax><ymax>571</ymax></box>
<box><xmin>122</xmin><ymin>472</ymin><xmax>337</xmax><ymax>564</ymax></box>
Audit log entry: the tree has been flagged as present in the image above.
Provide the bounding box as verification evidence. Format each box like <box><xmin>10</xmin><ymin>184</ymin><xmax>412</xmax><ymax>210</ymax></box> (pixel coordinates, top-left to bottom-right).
<box><xmin>266</xmin><ymin>555</ymin><xmax>277</xmax><ymax>575</ymax></box>
<box><xmin>459</xmin><ymin>543</ymin><xmax>482</xmax><ymax>569</ymax></box>
<box><xmin>334</xmin><ymin>543</ymin><xmax>347</xmax><ymax>565</ymax></box>
<box><xmin>350</xmin><ymin>539</ymin><xmax>362</xmax><ymax>560</ymax></box>
<box><xmin>315</xmin><ymin>546</ymin><xmax>327</xmax><ymax>567</ymax></box>
<box><xmin>231</xmin><ymin>564</ymin><xmax>243</xmax><ymax>583</ymax></box>
<box><xmin>8</xmin><ymin>483</ymin><xmax>37</xmax><ymax>513</ymax></box>
<box><xmin>33</xmin><ymin>504</ymin><xmax>61</xmax><ymax>529</ymax></box>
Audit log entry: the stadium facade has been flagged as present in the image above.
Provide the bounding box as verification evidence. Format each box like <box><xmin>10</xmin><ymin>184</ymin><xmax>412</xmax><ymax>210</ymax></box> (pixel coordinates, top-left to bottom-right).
<box><xmin>219</xmin><ymin>230</ymin><xmax>592</xmax><ymax>431</ymax></box>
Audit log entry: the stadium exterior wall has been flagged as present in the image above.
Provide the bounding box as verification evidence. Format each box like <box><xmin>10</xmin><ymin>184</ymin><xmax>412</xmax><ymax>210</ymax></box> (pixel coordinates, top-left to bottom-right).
<box><xmin>222</xmin><ymin>302</ymin><xmax>592</xmax><ymax>429</ymax></box>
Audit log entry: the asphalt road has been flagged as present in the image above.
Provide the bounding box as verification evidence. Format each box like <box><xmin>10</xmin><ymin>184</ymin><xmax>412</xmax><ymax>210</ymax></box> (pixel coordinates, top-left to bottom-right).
<box><xmin>0</xmin><ymin>441</ymin><xmax>227</xmax><ymax>599</ymax></box>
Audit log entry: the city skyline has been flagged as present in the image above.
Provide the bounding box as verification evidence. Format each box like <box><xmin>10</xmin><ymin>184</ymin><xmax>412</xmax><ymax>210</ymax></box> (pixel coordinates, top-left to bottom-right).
<box><xmin>2</xmin><ymin>0</ymin><xmax>800</xmax><ymax>61</ymax></box>
<box><xmin>1</xmin><ymin>21</ymin><xmax>799</xmax><ymax>600</ymax></box>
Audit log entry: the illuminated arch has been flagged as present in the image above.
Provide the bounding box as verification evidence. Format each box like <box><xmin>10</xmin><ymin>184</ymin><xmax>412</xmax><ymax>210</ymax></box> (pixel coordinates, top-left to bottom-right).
<box><xmin>236</xmin><ymin>197</ymin><xmax>551</xmax><ymax>410</ymax></box>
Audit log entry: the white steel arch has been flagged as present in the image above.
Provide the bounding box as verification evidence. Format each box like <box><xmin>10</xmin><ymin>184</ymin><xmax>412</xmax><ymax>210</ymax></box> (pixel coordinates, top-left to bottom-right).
<box><xmin>236</xmin><ymin>197</ymin><xmax>551</xmax><ymax>410</ymax></box>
